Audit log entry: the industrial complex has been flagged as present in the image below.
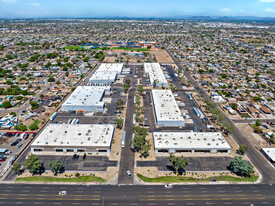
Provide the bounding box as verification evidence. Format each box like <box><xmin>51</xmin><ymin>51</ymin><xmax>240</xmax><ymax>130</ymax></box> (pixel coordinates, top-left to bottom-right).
<box><xmin>151</xmin><ymin>89</ymin><xmax>185</xmax><ymax>127</ymax></box>
<box><xmin>61</xmin><ymin>86</ymin><xmax>110</xmax><ymax>112</ymax></box>
<box><xmin>31</xmin><ymin>124</ymin><xmax>115</xmax><ymax>155</ymax></box>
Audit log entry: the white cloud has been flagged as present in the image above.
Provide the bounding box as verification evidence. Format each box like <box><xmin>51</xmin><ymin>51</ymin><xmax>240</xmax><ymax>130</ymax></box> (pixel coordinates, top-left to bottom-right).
<box><xmin>265</xmin><ymin>8</ymin><xmax>275</xmax><ymax>12</ymax></box>
<box><xmin>219</xmin><ymin>8</ymin><xmax>231</xmax><ymax>13</ymax></box>
<box><xmin>1</xmin><ymin>0</ymin><xmax>16</xmax><ymax>3</ymax></box>
<box><xmin>31</xmin><ymin>3</ymin><xmax>40</xmax><ymax>6</ymax></box>
<box><xmin>238</xmin><ymin>9</ymin><xmax>246</xmax><ymax>13</ymax></box>
<box><xmin>259</xmin><ymin>0</ymin><xmax>275</xmax><ymax>2</ymax></box>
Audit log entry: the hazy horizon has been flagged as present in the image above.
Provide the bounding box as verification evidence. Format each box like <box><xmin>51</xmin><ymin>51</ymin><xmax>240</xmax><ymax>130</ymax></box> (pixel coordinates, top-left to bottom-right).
<box><xmin>0</xmin><ymin>0</ymin><xmax>275</xmax><ymax>19</ymax></box>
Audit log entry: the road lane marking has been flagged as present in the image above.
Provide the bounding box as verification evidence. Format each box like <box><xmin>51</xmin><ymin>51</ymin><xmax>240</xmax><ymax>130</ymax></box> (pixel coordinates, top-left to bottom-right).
<box><xmin>139</xmin><ymin>194</ymin><xmax>263</xmax><ymax>198</ymax></box>
<box><xmin>0</xmin><ymin>197</ymin><xmax>100</xmax><ymax>201</ymax></box>
<box><xmin>0</xmin><ymin>194</ymin><xmax>100</xmax><ymax>197</ymax></box>
<box><xmin>139</xmin><ymin>197</ymin><xmax>265</xmax><ymax>201</ymax></box>
<box><xmin>224</xmin><ymin>203</ymin><xmax>232</xmax><ymax>204</ymax></box>
<box><xmin>130</xmin><ymin>203</ymin><xmax>138</xmax><ymax>205</ymax></box>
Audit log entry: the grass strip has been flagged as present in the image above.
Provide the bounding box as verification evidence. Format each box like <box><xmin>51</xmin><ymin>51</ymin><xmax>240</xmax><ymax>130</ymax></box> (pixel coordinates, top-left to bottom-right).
<box><xmin>137</xmin><ymin>173</ymin><xmax>259</xmax><ymax>183</ymax></box>
<box><xmin>16</xmin><ymin>175</ymin><xmax>106</xmax><ymax>183</ymax></box>
<box><xmin>112</xmin><ymin>47</ymin><xmax>150</xmax><ymax>51</ymax></box>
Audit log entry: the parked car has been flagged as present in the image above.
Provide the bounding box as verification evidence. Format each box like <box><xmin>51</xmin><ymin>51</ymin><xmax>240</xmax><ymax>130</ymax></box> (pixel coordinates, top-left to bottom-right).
<box><xmin>127</xmin><ymin>170</ymin><xmax>131</xmax><ymax>178</ymax></box>
<box><xmin>16</xmin><ymin>143</ymin><xmax>23</xmax><ymax>149</ymax></box>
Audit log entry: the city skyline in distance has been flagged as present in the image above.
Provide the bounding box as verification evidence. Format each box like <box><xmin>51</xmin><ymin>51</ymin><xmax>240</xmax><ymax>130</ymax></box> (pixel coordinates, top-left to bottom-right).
<box><xmin>0</xmin><ymin>0</ymin><xmax>275</xmax><ymax>19</ymax></box>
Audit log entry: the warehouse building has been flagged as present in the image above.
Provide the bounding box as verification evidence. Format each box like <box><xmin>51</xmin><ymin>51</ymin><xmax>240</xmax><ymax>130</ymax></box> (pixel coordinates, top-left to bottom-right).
<box><xmin>62</xmin><ymin>86</ymin><xmax>110</xmax><ymax>112</ymax></box>
<box><xmin>153</xmin><ymin>132</ymin><xmax>231</xmax><ymax>154</ymax></box>
<box><xmin>152</xmin><ymin>89</ymin><xmax>185</xmax><ymax>127</ymax></box>
<box><xmin>261</xmin><ymin>148</ymin><xmax>275</xmax><ymax>163</ymax></box>
<box><xmin>31</xmin><ymin>124</ymin><xmax>115</xmax><ymax>155</ymax></box>
<box><xmin>144</xmin><ymin>63</ymin><xmax>169</xmax><ymax>87</ymax></box>
<box><xmin>89</xmin><ymin>63</ymin><xmax>123</xmax><ymax>85</ymax></box>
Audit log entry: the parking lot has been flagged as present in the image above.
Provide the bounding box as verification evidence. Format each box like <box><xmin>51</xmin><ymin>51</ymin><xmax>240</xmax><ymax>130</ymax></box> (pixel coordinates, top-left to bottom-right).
<box><xmin>38</xmin><ymin>155</ymin><xmax>118</xmax><ymax>171</ymax></box>
<box><xmin>0</xmin><ymin>132</ymin><xmax>36</xmax><ymax>177</ymax></box>
<box><xmin>136</xmin><ymin>156</ymin><xmax>233</xmax><ymax>172</ymax></box>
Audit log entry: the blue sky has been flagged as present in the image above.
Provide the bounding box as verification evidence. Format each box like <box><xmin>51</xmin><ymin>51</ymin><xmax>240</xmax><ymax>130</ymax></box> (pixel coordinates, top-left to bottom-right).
<box><xmin>0</xmin><ymin>0</ymin><xmax>275</xmax><ymax>18</ymax></box>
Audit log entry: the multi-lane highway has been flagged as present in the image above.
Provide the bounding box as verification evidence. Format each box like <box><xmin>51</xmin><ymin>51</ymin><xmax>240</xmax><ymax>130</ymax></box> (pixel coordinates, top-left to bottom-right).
<box><xmin>0</xmin><ymin>183</ymin><xmax>274</xmax><ymax>205</ymax></box>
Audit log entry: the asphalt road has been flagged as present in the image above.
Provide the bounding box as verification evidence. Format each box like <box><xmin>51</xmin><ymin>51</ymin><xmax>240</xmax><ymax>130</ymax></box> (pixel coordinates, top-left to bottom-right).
<box><xmin>117</xmin><ymin>86</ymin><xmax>136</xmax><ymax>184</ymax></box>
<box><xmin>165</xmin><ymin>48</ymin><xmax>275</xmax><ymax>184</ymax></box>
<box><xmin>0</xmin><ymin>183</ymin><xmax>274</xmax><ymax>205</ymax></box>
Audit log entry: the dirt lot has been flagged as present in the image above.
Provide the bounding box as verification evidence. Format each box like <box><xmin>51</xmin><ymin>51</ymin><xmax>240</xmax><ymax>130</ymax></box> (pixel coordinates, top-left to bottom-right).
<box><xmin>150</xmin><ymin>50</ymin><xmax>173</xmax><ymax>63</ymax></box>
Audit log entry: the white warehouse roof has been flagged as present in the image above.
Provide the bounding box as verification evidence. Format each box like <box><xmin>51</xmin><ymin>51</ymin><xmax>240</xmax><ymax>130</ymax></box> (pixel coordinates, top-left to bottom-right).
<box><xmin>97</xmin><ymin>63</ymin><xmax>124</xmax><ymax>74</ymax></box>
<box><xmin>62</xmin><ymin>86</ymin><xmax>110</xmax><ymax>112</ymax></box>
<box><xmin>262</xmin><ymin>148</ymin><xmax>275</xmax><ymax>162</ymax></box>
<box><xmin>89</xmin><ymin>63</ymin><xmax>123</xmax><ymax>85</ymax></box>
<box><xmin>90</xmin><ymin>71</ymin><xmax>117</xmax><ymax>82</ymax></box>
<box><xmin>153</xmin><ymin>132</ymin><xmax>231</xmax><ymax>150</ymax></box>
<box><xmin>32</xmin><ymin>124</ymin><xmax>115</xmax><ymax>148</ymax></box>
<box><xmin>152</xmin><ymin>89</ymin><xmax>184</xmax><ymax>127</ymax></box>
<box><xmin>144</xmin><ymin>63</ymin><xmax>168</xmax><ymax>87</ymax></box>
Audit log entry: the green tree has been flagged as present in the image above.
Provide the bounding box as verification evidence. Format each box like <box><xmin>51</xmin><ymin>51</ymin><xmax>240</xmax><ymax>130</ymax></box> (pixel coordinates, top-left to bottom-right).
<box><xmin>29</xmin><ymin>123</ymin><xmax>38</xmax><ymax>131</ymax></box>
<box><xmin>14</xmin><ymin>124</ymin><xmax>28</xmax><ymax>131</ymax></box>
<box><xmin>256</xmin><ymin>119</ymin><xmax>261</xmax><ymax>127</ymax></box>
<box><xmin>153</xmin><ymin>79</ymin><xmax>158</xmax><ymax>87</ymax></box>
<box><xmin>48</xmin><ymin>160</ymin><xmax>63</xmax><ymax>175</ymax></box>
<box><xmin>253</xmin><ymin>96</ymin><xmax>261</xmax><ymax>102</ymax></box>
<box><xmin>137</xmin><ymin>85</ymin><xmax>144</xmax><ymax>95</ymax></box>
<box><xmin>122</xmin><ymin>83</ymin><xmax>130</xmax><ymax>94</ymax></box>
<box><xmin>169</xmin><ymin>154</ymin><xmax>189</xmax><ymax>173</ymax></box>
<box><xmin>12</xmin><ymin>162</ymin><xmax>22</xmax><ymax>174</ymax></box>
<box><xmin>48</xmin><ymin>77</ymin><xmax>55</xmax><ymax>82</ymax></box>
<box><xmin>229</xmin><ymin>156</ymin><xmax>254</xmax><ymax>177</ymax></box>
<box><xmin>254</xmin><ymin>127</ymin><xmax>262</xmax><ymax>134</ymax></box>
<box><xmin>2</xmin><ymin>101</ymin><xmax>12</xmax><ymax>108</ymax></box>
<box><xmin>83</xmin><ymin>57</ymin><xmax>90</xmax><ymax>62</ymax></box>
<box><xmin>9</xmin><ymin>112</ymin><xmax>16</xmax><ymax>116</ymax></box>
<box><xmin>25</xmin><ymin>154</ymin><xmax>43</xmax><ymax>174</ymax></box>
<box><xmin>30</xmin><ymin>101</ymin><xmax>39</xmax><ymax>110</ymax></box>
<box><xmin>230</xmin><ymin>103</ymin><xmax>237</xmax><ymax>110</ymax></box>
<box><xmin>116</xmin><ymin>119</ymin><xmax>123</xmax><ymax>129</ymax></box>
<box><xmin>238</xmin><ymin>145</ymin><xmax>249</xmax><ymax>155</ymax></box>
<box><xmin>116</xmin><ymin>98</ymin><xmax>124</xmax><ymax>112</ymax></box>
<box><xmin>140</xmin><ymin>142</ymin><xmax>151</xmax><ymax>157</ymax></box>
